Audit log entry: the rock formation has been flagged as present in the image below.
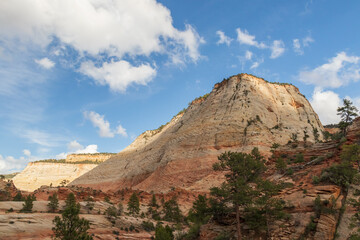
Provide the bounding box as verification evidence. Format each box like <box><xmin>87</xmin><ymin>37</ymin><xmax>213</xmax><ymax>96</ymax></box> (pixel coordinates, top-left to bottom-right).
<box><xmin>13</xmin><ymin>162</ymin><xmax>97</xmax><ymax>192</ymax></box>
<box><xmin>71</xmin><ymin>73</ymin><xmax>324</xmax><ymax>192</ymax></box>
<box><xmin>65</xmin><ymin>153</ymin><xmax>115</xmax><ymax>163</ymax></box>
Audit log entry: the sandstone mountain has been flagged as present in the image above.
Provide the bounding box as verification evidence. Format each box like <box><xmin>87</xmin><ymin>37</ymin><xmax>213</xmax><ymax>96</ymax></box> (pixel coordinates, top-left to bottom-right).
<box><xmin>12</xmin><ymin>162</ymin><xmax>97</xmax><ymax>192</ymax></box>
<box><xmin>71</xmin><ymin>73</ymin><xmax>324</xmax><ymax>192</ymax></box>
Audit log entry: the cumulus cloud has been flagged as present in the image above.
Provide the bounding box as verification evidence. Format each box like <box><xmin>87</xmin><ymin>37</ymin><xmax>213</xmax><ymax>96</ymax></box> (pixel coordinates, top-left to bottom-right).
<box><xmin>293</xmin><ymin>36</ymin><xmax>314</xmax><ymax>55</ymax></box>
<box><xmin>84</xmin><ymin>111</ymin><xmax>127</xmax><ymax>138</ymax></box>
<box><xmin>298</xmin><ymin>52</ymin><xmax>360</xmax><ymax>88</ymax></box>
<box><xmin>79</xmin><ymin>60</ymin><xmax>156</xmax><ymax>93</ymax></box>
<box><xmin>236</xmin><ymin>28</ymin><xmax>266</xmax><ymax>49</ymax></box>
<box><xmin>0</xmin><ymin>0</ymin><xmax>203</xmax><ymax>92</ymax></box>
<box><xmin>34</xmin><ymin>57</ymin><xmax>55</xmax><ymax>69</ymax></box>
<box><xmin>270</xmin><ymin>40</ymin><xmax>285</xmax><ymax>59</ymax></box>
<box><xmin>216</xmin><ymin>30</ymin><xmax>232</xmax><ymax>46</ymax></box>
<box><xmin>310</xmin><ymin>89</ymin><xmax>342</xmax><ymax>125</ymax></box>
<box><xmin>0</xmin><ymin>154</ymin><xmax>25</xmax><ymax>174</ymax></box>
<box><xmin>55</xmin><ymin>141</ymin><xmax>99</xmax><ymax>159</ymax></box>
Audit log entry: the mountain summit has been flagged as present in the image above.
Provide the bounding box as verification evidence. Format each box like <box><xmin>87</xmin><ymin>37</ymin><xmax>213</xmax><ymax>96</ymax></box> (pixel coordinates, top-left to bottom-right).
<box><xmin>70</xmin><ymin>73</ymin><xmax>324</xmax><ymax>192</ymax></box>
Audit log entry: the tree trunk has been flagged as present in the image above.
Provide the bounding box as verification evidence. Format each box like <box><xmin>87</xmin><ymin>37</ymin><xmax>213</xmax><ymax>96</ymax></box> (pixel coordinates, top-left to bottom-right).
<box><xmin>236</xmin><ymin>204</ymin><xmax>241</xmax><ymax>240</ymax></box>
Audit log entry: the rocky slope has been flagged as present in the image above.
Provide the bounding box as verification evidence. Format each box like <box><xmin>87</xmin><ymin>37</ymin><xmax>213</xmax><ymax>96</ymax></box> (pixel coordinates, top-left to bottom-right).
<box><xmin>71</xmin><ymin>73</ymin><xmax>324</xmax><ymax>192</ymax></box>
<box><xmin>13</xmin><ymin>162</ymin><xmax>97</xmax><ymax>192</ymax></box>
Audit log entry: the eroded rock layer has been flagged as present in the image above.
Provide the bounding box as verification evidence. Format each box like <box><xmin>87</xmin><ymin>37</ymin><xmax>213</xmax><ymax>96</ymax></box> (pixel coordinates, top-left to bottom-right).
<box><xmin>71</xmin><ymin>74</ymin><xmax>324</xmax><ymax>192</ymax></box>
<box><xmin>13</xmin><ymin>162</ymin><xmax>97</xmax><ymax>192</ymax></box>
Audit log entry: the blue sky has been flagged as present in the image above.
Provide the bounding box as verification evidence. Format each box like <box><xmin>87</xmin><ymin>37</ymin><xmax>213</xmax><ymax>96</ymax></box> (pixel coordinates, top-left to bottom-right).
<box><xmin>0</xmin><ymin>0</ymin><xmax>360</xmax><ymax>173</ymax></box>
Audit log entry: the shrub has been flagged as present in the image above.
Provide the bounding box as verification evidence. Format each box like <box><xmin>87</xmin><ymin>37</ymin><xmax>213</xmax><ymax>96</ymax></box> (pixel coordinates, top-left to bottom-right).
<box><xmin>48</xmin><ymin>193</ymin><xmax>59</xmax><ymax>213</ymax></box>
<box><xmin>275</xmin><ymin>158</ymin><xmax>287</xmax><ymax>173</ymax></box>
<box><xmin>312</xmin><ymin>176</ymin><xmax>320</xmax><ymax>185</ymax></box>
<box><xmin>141</xmin><ymin>221</ymin><xmax>155</xmax><ymax>232</ymax></box>
<box><xmin>320</xmin><ymin>162</ymin><xmax>357</xmax><ymax>188</ymax></box>
<box><xmin>13</xmin><ymin>192</ymin><xmax>24</xmax><ymax>201</ymax></box>
<box><xmin>294</xmin><ymin>153</ymin><xmax>304</xmax><ymax>163</ymax></box>
<box><xmin>105</xmin><ymin>206</ymin><xmax>118</xmax><ymax>220</ymax></box>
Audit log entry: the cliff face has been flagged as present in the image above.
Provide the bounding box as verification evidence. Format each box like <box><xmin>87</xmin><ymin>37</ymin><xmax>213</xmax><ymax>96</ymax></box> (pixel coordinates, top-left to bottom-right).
<box><xmin>71</xmin><ymin>74</ymin><xmax>324</xmax><ymax>192</ymax></box>
<box><xmin>65</xmin><ymin>153</ymin><xmax>115</xmax><ymax>163</ymax></box>
<box><xmin>13</xmin><ymin>162</ymin><xmax>97</xmax><ymax>192</ymax></box>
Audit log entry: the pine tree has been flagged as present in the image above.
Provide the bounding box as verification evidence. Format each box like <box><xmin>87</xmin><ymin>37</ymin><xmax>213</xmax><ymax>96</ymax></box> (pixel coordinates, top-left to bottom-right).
<box><xmin>155</xmin><ymin>224</ymin><xmax>173</xmax><ymax>240</ymax></box>
<box><xmin>127</xmin><ymin>193</ymin><xmax>140</xmax><ymax>215</ymax></box>
<box><xmin>48</xmin><ymin>193</ymin><xmax>59</xmax><ymax>213</ymax></box>
<box><xmin>211</xmin><ymin>149</ymin><xmax>266</xmax><ymax>240</ymax></box>
<box><xmin>150</xmin><ymin>194</ymin><xmax>159</xmax><ymax>208</ymax></box>
<box><xmin>13</xmin><ymin>192</ymin><xmax>24</xmax><ymax>201</ymax></box>
<box><xmin>52</xmin><ymin>193</ymin><xmax>93</xmax><ymax>240</ymax></box>
<box><xmin>163</xmin><ymin>197</ymin><xmax>182</xmax><ymax>223</ymax></box>
<box><xmin>21</xmin><ymin>194</ymin><xmax>36</xmax><ymax>213</ymax></box>
<box><xmin>188</xmin><ymin>194</ymin><xmax>210</xmax><ymax>224</ymax></box>
<box><xmin>337</xmin><ymin>99</ymin><xmax>359</xmax><ymax>134</ymax></box>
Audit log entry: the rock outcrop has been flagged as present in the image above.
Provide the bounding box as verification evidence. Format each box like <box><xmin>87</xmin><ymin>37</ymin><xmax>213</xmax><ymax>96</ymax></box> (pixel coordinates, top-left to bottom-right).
<box><xmin>65</xmin><ymin>153</ymin><xmax>115</xmax><ymax>163</ymax></box>
<box><xmin>13</xmin><ymin>162</ymin><xmax>97</xmax><ymax>192</ymax></box>
<box><xmin>71</xmin><ymin>73</ymin><xmax>324</xmax><ymax>192</ymax></box>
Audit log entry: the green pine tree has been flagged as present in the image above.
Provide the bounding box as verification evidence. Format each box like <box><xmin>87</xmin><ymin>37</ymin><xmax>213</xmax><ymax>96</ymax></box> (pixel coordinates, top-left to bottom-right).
<box><xmin>21</xmin><ymin>194</ymin><xmax>36</xmax><ymax>213</ymax></box>
<box><xmin>155</xmin><ymin>224</ymin><xmax>174</xmax><ymax>240</ymax></box>
<box><xmin>163</xmin><ymin>197</ymin><xmax>183</xmax><ymax>223</ymax></box>
<box><xmin>48</xmin><ymin>193</ymin><xmax>59</xmax><ymax>213</ymax></box>
<box><xmin>52</xmin><ymin>193</ymin><xmax>93</xmax><ymax>240</ymax></box>
<box><xmin>211</xmin><ymin>148</ymin><xmax>266</xmax><ymax>240</ymax></box>
<box><xmin>127</xmin><ymin>192</ymin><xmax>140</xmax><ymax>215</ymax></box>
<box><xmin>337</xmin><ymin>99</ymin><xmax>359</xmax><ymax>134</ymax></box>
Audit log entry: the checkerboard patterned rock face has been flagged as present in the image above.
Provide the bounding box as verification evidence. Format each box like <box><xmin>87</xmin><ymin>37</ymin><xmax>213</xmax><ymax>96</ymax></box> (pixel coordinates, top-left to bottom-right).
<box><xmin>71</xmin><ymin>74</ymin><xmax>324</xmax><ymax>192</ymax></box>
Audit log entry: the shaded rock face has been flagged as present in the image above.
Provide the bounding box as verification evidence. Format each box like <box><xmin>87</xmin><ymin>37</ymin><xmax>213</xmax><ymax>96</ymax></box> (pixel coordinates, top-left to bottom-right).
<box><xmin>13</xmin><ymin>163</ymin><xmax>97</xmax><ymax>192</ymax></box>
<box><xmin>71</xmin><ymin>74</ymin><xmax>324</xmax><ymax>192</ymax></box>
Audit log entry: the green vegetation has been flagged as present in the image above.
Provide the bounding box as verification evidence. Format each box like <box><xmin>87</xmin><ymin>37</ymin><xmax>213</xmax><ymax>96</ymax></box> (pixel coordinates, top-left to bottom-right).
<box><xmin>155</xmin><ymin>224</ymin><xmax>174</xmax><ymax>240</ymax></box>
<box><xmin>21</xmin><ymin>195</ymin><xmax>36</xmax><ymax>213</ymax></box>
<box><xmin>128</xmin><ymin>192</ymin><xmax>140</xmax><ymax>215</ymax></box>
<box><xmin>141</xmin><ymin>221</ymin><xmax>155</xmax><ymax>232</ymax></box>
<box><xmin>320</xmin><ymin>162</ymin><xmax>357</xmax><ymax>188</ymax></box>
<box><xmin>13</xmin><ymin>192</ymin><xmax>24</xmax><ymax>201</ymax></box>
<box><xmin>163</xmin><ymin>197</ymin><xmax>183</xmax><ymax>223</ymax></box>
<box><xmin>52</xmin><ymin>193</ymin><xmax>93</xmax><ymax>240</ymax></box>
<box><xmin>337</xmin><ymin>99</ymin><xmax>359</xmax><ymax>134</ymax></box>
<box><xmin>105</xmin><ymin>206</ymin><xmax>118</xmax><ymax>221</ymax></box>
<box><xmin>275</xmin><ymin>158</ymin><xmax>287</xmax><ymax>173</ymax></box>
<box><xmin>211</xmin><ymin>148</ymin><xmax>285</xmax><ymax>239</ymax></box>
<box><xmin>48</xmin><ymin>193</ymin><xmax>59</xmax><ymax>213</ymax></box>
<box><xmin>33</xmin><ymin>159</ymin><xmax>102</xmax><ymax>164</ymax></box>
<box><xmin>341</xmin><ymin>144</ymin><xmax>360</xmax><ymax>171</ymax></box>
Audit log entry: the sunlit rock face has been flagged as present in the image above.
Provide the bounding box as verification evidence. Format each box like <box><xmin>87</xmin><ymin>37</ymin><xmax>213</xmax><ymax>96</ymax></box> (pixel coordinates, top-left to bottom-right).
<box><xmin>71</xmin><ymin>73</ymin><xmax>324</xmax><ymax>192</ymax></box>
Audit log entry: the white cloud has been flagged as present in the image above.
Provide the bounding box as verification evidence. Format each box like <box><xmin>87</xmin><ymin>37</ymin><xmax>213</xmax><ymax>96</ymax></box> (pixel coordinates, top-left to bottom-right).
<box><xmin>0</xmin><ymin>0</ymin><xmax>203</xmax><ymax>62</ymax></box>
<box><xmin>56</xmin><ymin>141</ymin><xmax>99</xmax><ymax>159</ymax></box>
<box><xmin>245</xmin><ymin>50</ymin><xmax>253</xmax><ymax>60</ymax></box>
<box><xmin>67</xmin><ymin>140</ymin><xmax>83</xmax><ymax>152</ymax></box>
<box><xmin>84</xmin><ymin>111</ymin><xmax>127</xmax><ymax>138</ymax></box>
<box><xmin>236</xmin><ymin>28</ymin><xmax>266</xmax><ymax>49</ymax></box>
<box><xmin>79</xmin><ymin>60</ymin><xmax>156</xmax><ymax>93</ymax></box>
<box><xmin>293</xmin><ymin>36</ymin><xmax>314</xmax><ymax>55</ymax></box>
<box><xmin>76</xmin><ymin>144</ymin><xmax>98</xmax><ymax>154</ymax></box>
<box><xmin>216</xmin><ymin>30</ymin><xmax>232</xmax><ymax>46</ymax></box>
<box><xmin>270</xmin><ymin>40</ymin><xmax>285</xmax><ymax>59</ymax></box>
<box><xmin>0</xmin><ymin>154</ymin><xmax>26</xmax><ymax>174</ymax></box>
<box><xmin>293</xmin><ymin>39</ymin><xmax>302</xmax><ymax>55</ymax></box>
<box><xmin>34</xmin><ymin>57</ymin><xmax>55</xmax><ymax>69</ymax></box>
<box><xmin>302</xmin><ymin>36</ymin><xmax>314</xmax><ymax>47</ymax></box>
<box><xmin>23</xmin><ymin>149</ymin><xmax>31</xmax><ymax>157</ymax></box>
<box><xmin>298</xmin><ymin>52</ymin><xmax>360</xmax><ymax>88</ymax></box>
<box><xmin>250</xmin><ymin>58</ymin><xmax>264</xmax><ymax>69</ymax></box>
<box><xmin>311</xmin><ymin>89</ymin><xmax>341</xmax><ymax>125</ymax></box>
